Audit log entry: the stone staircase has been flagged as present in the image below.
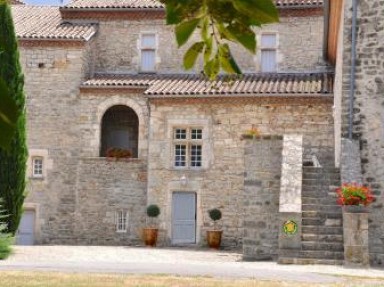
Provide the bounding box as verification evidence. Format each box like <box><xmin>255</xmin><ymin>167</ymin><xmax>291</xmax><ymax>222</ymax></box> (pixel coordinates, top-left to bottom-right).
<box><xmin>279</xmin><ymin>166</ymin><xmax>344</xmax><ymax>265</ymax></box>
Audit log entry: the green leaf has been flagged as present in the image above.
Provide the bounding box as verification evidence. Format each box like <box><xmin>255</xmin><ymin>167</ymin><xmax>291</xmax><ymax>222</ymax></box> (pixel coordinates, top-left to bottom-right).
<box><xmin>165</xmin><ymin>3</ymin><xmax>181</xmax><ymax>24</ymax></box>
<box><xmin>204</xmin><ymin>55</ymin><xmax>220</xmax><ymax>80</ymax></box>
<box><xmin>233</xmin><ymin>0</ymin><xmax>279</xmax><ymax>24</ymax></box>
<box><xmin>183</xmin><ymin>41</ymin><xmax>205</xmax><ymax>70</ymax></box>
<box><xmin>175</xmin><ymin>18</ymin><xmax>201</xmax><ymax>47</ymax></box>
<box><xmin>0</xmin><ymin>77</ymin><xmax>19</xmax><ymax>149</ymax></box>
<box><xmin>218</xmin><ymin>44</ymin><xmax>242</xmax><ymax>74</ymax></box>
<box><xmin>227</xmin><ymin>23</ymin><xmax>256</xmax><ymax>53</ymax></box>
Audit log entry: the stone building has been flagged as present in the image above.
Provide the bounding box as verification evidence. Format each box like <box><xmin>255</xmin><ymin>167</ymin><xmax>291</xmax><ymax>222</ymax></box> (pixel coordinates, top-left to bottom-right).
<box><xmin>326</xmin><ymin>0</ymin><xmax>384</xmax><ymax>266</ymax></box>
<box><xmin>10</xmin><ymin>0</ymin><xmax>356</xmax><ymax>264</ymax></box>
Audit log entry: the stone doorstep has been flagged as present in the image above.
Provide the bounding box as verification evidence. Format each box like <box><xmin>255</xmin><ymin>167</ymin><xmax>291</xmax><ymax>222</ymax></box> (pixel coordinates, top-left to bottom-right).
<box><xmin>278</xmin><ymin>249</ymin><xmax>344</xmax><ymax>260</ymax></box>
<box><xmin>302</xmin><ymin>197</ymin><xmax>339</xmax><ymax>205</ymax></box>
<box><xmin>278</xmin><ymin>257</ymin><xmax>343</xmax><ymax>265</ymax></box>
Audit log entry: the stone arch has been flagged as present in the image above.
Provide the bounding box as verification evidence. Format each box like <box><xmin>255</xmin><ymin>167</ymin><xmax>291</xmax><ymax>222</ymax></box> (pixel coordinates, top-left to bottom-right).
<box><xmin>100</xmin><ymin>105</ymin><xmax>139</xmax><ymax>157</ymax></box>
<box><xmin>97</xmin><ymin>97</ymin><xmax>148</xmax><ymax>158</ymax></box>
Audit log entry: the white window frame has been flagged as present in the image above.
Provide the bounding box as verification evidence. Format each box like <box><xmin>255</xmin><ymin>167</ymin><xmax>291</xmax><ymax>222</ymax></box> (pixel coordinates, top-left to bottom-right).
<box><xmin>32</xmin><ymin>157</ymin><xmax>44</xmax><ymax>178</ymax></box>
<box><xmin>173</xmin><ymin>127</ymin><xmax>203</xmax><ymax>169</ymax></box>
<box><xmin>115</xmin><ymin>210</ymin><xmax>128</xmax><ymax>233</ymax></box>
<box><xmin>260</xmin><ymin>33</ymin><xmax>278</xmax><ymax>73</ymax></box>
<box><xmin>140</xmin><ymin>33</ymin><xmax>157</xmax><ymax>73</ymax></box>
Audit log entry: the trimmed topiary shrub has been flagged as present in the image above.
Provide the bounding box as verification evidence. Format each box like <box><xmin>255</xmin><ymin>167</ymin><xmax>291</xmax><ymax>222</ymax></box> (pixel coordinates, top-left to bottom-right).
<box><xmin>146</xmin><ymin>204</ymin><xmax>160</xmax><ymax>218</ymax></box>
<box><xmin>208</xmin><ymin>208</ymin><xmax>222</xmax><ymax>222</ymax></box>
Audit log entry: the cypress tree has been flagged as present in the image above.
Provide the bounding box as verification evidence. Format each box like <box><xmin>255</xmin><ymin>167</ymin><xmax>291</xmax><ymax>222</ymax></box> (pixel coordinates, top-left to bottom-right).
<box><xmin>0</xmin><ymin>0</ymin><xmax>27</xmax><ymax>235</ymax></box>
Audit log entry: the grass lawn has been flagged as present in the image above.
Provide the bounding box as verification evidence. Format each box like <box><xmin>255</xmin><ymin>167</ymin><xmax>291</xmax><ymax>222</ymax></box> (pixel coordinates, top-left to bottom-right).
<box><xmin>0</xmin><ymin>271</ymin><xmax>384</xmax><ymax>287</ymax></box>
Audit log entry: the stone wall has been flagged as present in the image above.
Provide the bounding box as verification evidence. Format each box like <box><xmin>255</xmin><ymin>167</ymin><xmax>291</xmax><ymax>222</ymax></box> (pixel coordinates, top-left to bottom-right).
<box><xmin>92</xmin><ymin>14</ymin><xmax>326</xmax><ymax>74</ymax></box>
<box><xmin>19</xmin><ymin>44</ymin><xmax>149</xmax><ymax>245</ymax></box>
<box><xmin>337</xmin><ymin>0</ymin><xmax>384</xmax><ymax>265</ymax></box>
<box><xmin>243</xmin><ymin>136</ymin><xmax>283</xmax><ymax>260</ymax></box>
<box><xmin>147</xmin><ymin>98</ymin><xmax>334</xmax><ymax>248</ymax></box>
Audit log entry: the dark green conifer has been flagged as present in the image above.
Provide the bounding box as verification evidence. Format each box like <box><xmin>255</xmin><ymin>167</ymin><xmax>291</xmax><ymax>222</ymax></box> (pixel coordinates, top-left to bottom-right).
<box><xmin>0</xmin><ymin>0</ymin><xmax>27</xmax><ymax>235</ymax></box>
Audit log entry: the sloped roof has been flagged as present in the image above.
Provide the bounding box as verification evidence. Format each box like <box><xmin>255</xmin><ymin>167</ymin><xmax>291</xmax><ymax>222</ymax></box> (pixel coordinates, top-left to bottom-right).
<box><xmin>12</xmin><ymin>6</ymin><xmax>97</xmax><ymax>41</ymax></box>
<box><xmin>81</xmin><ymin>73</ymin><xmax>333</xmax><ymax>97</ymax></box>
<box><xmin>63</xmin><ymin>0</ymin><xmax>323</xmax><ymax>9</ymax></box>
<box><xmin>10</xmin><ymin>0</ymin><xmax>25</xmax><ymax>5</ymax></box>
<box><xmin>275</xmin><ymin>0</ymin><xmax>323</xmax><ymax>8</ymax></box>
<box><xmin>64</xmin><ymin>0</ymin><xmax>164</xmax><ymax>9</ymax></box>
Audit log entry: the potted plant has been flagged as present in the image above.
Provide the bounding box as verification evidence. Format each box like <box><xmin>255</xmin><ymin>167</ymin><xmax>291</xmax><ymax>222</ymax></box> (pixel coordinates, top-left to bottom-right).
<box><xmin>241</xmin><ymin>125</ymin><xmax>260</xmax><ymax>140</ymax></box>
<box><xmin>206</xmin><ymin>208</ymin><xmax>222</xmax><ymax>249</ymax></box>
<box><xmin>143</xmin><ymin>204</ymin><xmax>160</xmax><ymax>247</ymax></box>
<box><xmin>336</xmin><ymin>183</ymin><xmax>375</xmax><ymax>212</ymax></box>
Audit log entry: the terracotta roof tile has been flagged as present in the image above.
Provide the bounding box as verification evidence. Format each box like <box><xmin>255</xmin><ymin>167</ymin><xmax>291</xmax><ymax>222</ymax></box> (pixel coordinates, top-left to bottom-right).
<box><xmin>64</xmin><ymin>0</ymin><xmax>164</xmax><ymax>9</ymax></box>
<box><xmin>275</xmin><ymin>0</ymin><xmax>323</xmax><ymax>8</ymax></box>
<box><xmin>12</xmin><ymin>6</ymin><xmax>97</xmax><ymax>41</ymax></box>
<box><xmin>10</xmin><ymin>0</ymin><xmax>25</xmax><ymax>5</ymax></box>
<box><xmin>63</xmin><ymin>0</ymin><xmax>322</xmax><ymax>9</ymax></box>
<box><xmin>81</xmin><ymin>73</ymin><xmax>333</xmax><ymax>97</ymax></box>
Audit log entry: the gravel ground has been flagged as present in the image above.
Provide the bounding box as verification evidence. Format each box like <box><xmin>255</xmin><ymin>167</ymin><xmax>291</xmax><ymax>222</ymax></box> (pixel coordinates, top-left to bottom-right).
<box><xmin>1</xmin><ymin>246</ymin><xmax>384</xmax><ymax>283</ymax></box>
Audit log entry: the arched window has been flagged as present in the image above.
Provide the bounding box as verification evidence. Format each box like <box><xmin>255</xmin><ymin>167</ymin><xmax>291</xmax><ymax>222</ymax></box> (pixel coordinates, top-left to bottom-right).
<box><xmin>100</xmin><ymin>105</ymin><xmax>139</xmax><ymax>158</ymax></box>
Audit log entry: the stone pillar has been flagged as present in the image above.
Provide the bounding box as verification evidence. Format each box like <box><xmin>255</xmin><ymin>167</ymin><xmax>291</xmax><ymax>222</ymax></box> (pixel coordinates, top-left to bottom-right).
<box><xmin>243</xmin><ymin>136</ymin><xmax>283</xmax><ymax>261</ymax></box>
<box><xmin>340</xmin><ymin>139</ymin><xmax>370</xmax><ymax>266</ymax></box>
<box><xmin>278</xmin><ymin>135</ymin><xmax>303</xmax><ymax>256</ymax></box>
<box><xmin>343</xmin><ymin>207</ymin><xmax>369</xmax><ymax>267</ymax></box>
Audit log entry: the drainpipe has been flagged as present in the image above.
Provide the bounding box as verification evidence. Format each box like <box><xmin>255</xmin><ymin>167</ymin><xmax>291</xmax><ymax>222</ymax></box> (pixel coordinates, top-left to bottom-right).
<box><xmin>348</xmin><ymin>0</ymin><xmax>358</xmax><ymax>139</ymax></box>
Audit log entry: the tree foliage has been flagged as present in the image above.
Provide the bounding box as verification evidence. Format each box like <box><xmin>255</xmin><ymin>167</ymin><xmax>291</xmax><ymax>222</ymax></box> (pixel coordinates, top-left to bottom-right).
<box><xmin>0</xmin><ymin>199</ymin><xmax>13</xmax><ymax>259</ymax></box>
<box><xmin>0</xmin><ymin>0</ymin><xmax>27</xmax><ymax>235</ymax></box>
<box><xmin>159</xmin><ymin>0</ymin><xmax>279</xmax><ymax>79</ymax></box>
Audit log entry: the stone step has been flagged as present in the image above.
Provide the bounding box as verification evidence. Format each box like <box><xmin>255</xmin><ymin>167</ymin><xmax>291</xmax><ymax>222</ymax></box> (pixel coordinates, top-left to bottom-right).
<box><xmin>302</xmin><ymin>241</ymin><xmax>344</xmax><ymax>252</ymax></box>
<box><xmin>302</xmin><ymin>217</ymin><xmax>342</xmax><ymax>227</ymax></box>
<box><xmin>302</xmin><ymin>211</ymin><xmax>342</xmax><ymax>220</ymax></box>
<box><xmin>302</xmin><ymin>233</ymin><xmax>343</xmax><ymax>243</ymax></box>
<box><xmin>278</xmin><ymin>249</ymin><xmax>344</xmax><ymax>260</ymax></box>
<box><xmin>302</xmin><ymin>180</ymin><xmax>341</xmax><ymax>187</ymax></box>
<box><xmin>303</xmin><ymin>167</ymin><xmax>340</xmax><ymax>173</ymax></box>
<box><xmin>302</xmin><ymin>197</ymin><xmax>339</xmax><ymax>205</ymax></box>
<box><xmin>302</xmin><ymin>204</ymin><xmax>342</xmax><ymax>213</ymax></box>
<box><xmin>302</xmin><ymin>172</ymin><xmax>340</xmax><ymax>179</ymax></box>
<box><xmin>278</xmin><ymin>257</ymin><xmax>343</xmax><ymax>265</ymax></box>
<box><xmin>302</xmin><ymin>225</ymin><xmax>343</xmax><ymax>235</ymax></box>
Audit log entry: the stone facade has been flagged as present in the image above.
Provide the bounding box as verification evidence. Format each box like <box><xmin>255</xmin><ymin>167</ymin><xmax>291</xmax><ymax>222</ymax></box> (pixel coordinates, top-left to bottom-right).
<box><xmin>335</xmin><ymin>0</ymin><xmax>384</xmax><ymax>266</ymax></box>
<box><xmin>12</xmin><ymin>3</ymin><xmax>338</xmax><ymax>251</ymax></box>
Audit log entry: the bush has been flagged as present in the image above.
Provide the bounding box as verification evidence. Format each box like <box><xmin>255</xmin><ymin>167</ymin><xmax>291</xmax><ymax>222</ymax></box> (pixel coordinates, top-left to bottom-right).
<box><xmin>146</xmin><ymin>204</ymin><xmax>160</xmax><ymax>218</ymax></box>
<box><xmin>0</xmin><ymin>200</ymin><xmax>12</xmax><ymax>259</ymax></box>
<box><xmin>208</xmin><ymin>208</ymin><xmax>222</xmax><ymax>222</ymax></box>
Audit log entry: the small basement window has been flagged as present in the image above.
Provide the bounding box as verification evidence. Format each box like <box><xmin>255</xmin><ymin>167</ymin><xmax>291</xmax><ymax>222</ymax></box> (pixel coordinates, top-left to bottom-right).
<box><xmin>115</xmin><ymin>211</ymin><xmax>128</xmax><ymax>233</ymax></box>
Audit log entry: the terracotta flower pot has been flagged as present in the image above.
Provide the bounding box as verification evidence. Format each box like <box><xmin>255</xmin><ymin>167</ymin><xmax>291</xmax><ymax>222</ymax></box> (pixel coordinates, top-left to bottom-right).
<box><xmin>206</xmin><ymin>230</ymin><xmax>222</xmax><ymax>249</ymax></box>
<box><xmin>143</xmin><ymin>228</ymin><xmax>158</xmax><ymax>247</ymax></box>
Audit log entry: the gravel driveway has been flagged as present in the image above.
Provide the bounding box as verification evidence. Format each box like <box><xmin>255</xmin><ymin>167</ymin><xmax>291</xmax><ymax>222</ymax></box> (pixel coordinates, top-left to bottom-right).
<box><xmin>1</xmin><ymin>246</ymin><xmax>384</xmax><ymax>284</ymax></box>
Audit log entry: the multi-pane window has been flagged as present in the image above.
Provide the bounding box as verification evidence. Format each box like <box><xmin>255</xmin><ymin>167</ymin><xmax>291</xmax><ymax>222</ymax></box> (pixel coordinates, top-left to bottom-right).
<box><xmin>115</xmin><ymin>211</ymin><xmax>128</xmax><ymax>233</ymax></box>
<box><xmin>32</xmin><ymin>157</ymin><xmax>43</xmax><ymax>178</ymax></box>
<box><xmin>173</xmin><ymin>128</ymin><xmax>203</xmax><ymax>168</ymax></box>
<box><xmin>260</xmin><ymin>34</ymin><xmax>277</xmax><ymax>72</ymax></box>
<box><xmin>140</xmin><ymin>34</ymin><xmax>156</xmax><ymax>72</ymax></box>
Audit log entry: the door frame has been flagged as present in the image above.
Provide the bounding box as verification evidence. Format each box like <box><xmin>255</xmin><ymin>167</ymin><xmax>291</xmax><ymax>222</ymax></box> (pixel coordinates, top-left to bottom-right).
<box><xmin>166</xmin><ymin>186</ymin><xmax>202</xmax><ymax>246</ymax></box>
<box><xmin>17</xmin><ymin>203</ymin><xmax>40</xmax><ymax>245</ymax></box>
<box><xmin>171</xmin><ymin>191</ymin><xmax>197</xmax><ymax>245</ymax></box>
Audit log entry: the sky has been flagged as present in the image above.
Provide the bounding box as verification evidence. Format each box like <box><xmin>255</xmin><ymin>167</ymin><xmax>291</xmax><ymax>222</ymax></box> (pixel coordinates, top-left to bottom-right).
<box><xmin>23</xmin><ymin>0</ymin><xmax>69</xmax><ymax>5</ymax></box>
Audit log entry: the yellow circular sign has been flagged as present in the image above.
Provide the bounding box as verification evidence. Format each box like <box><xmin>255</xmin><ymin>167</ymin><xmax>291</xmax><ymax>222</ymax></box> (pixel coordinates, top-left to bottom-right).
<box><xmin>283</xmin><ymin>220</ymin><xmax>298</xmax><ymax>235</ymax></box>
